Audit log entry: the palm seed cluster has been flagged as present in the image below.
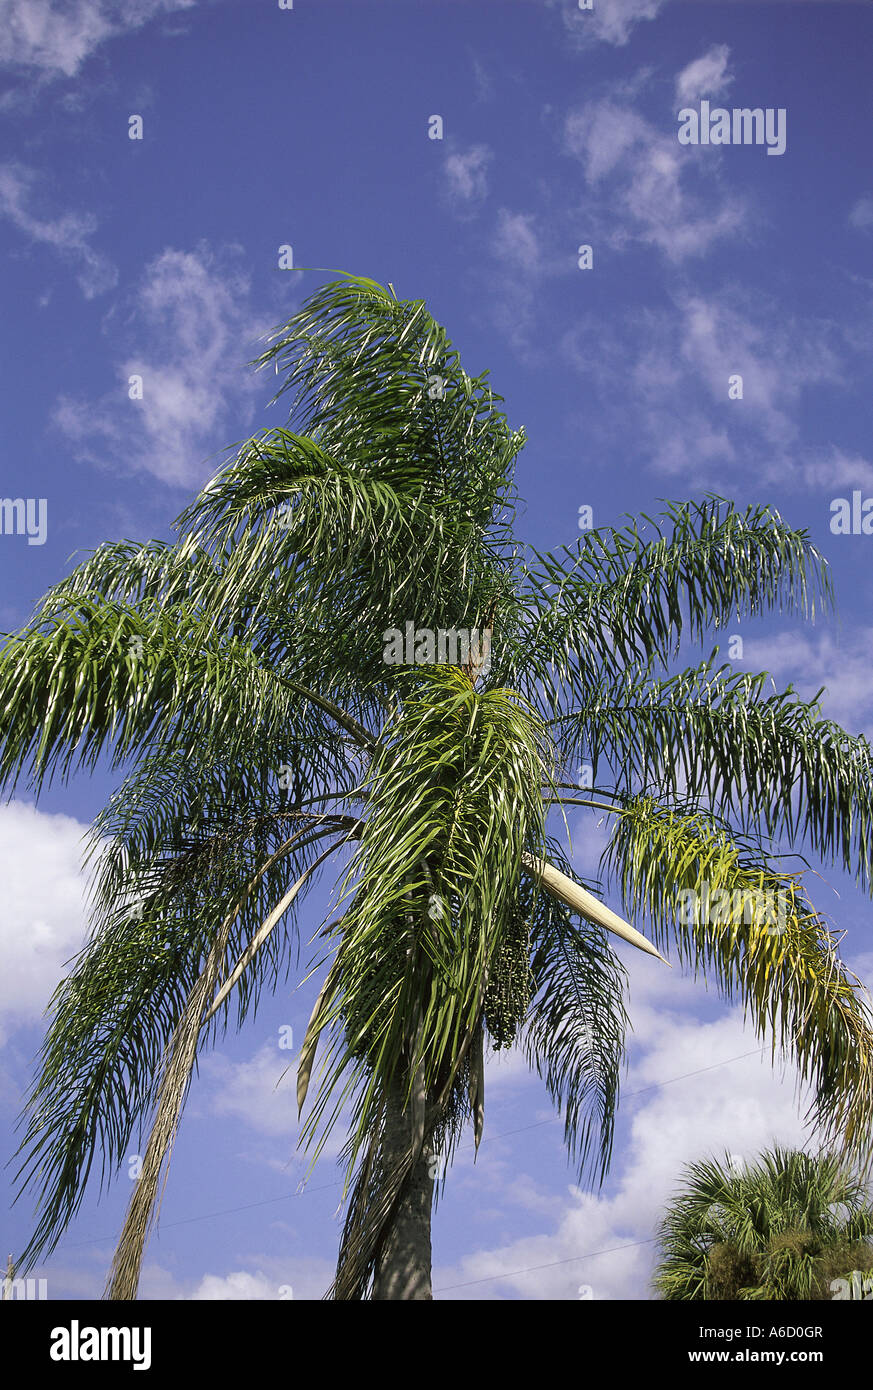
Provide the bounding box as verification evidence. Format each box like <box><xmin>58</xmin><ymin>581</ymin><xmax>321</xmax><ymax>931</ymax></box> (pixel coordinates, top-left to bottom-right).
<box><xmin>482</xmin><ymin>908</ymin><xmax>533</xmax><ymax>1049</ymax></box>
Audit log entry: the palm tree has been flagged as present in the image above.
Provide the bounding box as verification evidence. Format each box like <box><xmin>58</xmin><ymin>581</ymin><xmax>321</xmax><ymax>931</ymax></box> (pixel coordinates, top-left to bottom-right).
<box><xmin>4</xmin><ymin>274</ymin><xmax>873</xmax><ymax>1301</ymax></box>
<box><xmin>653</xmin><ymin>1146</ymin><xmax>873</xmax><ymax>1300</ymax></box>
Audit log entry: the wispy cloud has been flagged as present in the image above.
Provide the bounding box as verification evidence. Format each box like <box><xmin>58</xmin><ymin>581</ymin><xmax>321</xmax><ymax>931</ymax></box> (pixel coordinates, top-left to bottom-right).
<box><xmin>848</xmin><ymin>195</ymin><xmax>873</xmax><ymax>232</ymax></box>
<box><xmin>675</xmin><ymin>43</ymin><xmax>733</xmax><ymax>106</ymax></box>
<box><xmin>0</xmin><ymin>161</ymin><xmax>117</xmax><ymax>297</ymax></box>
<box><xmin>442</xmin><ymin>143</ymin><xmax>493</xmax><ymax>217</ymax></box>
<box><xmin>54</xmin><ymin>242</ymin><xmax>269</xmax><ymax>487</ymax></box>
<box><xmin>797</xmin><ymin>446</ymin><xmax>873</xmax><ymax>494</ymax></box>
<box><xmin>470</xmin><ymin>54</ymin><xmax>494</xmax><ymax>104</ymax></box>
<box><xmin>561</xmin><ymin>287</ymin><xmax>848</xmax><ymax>489</ymax></box>
<box><xmin>743</xmin><ymin>628</ymin><xmax>873</xmax><ymax>741</ymax></box>
<box><xmin>548</xmin><ymin>0</ymin><xmax>667</xmax><ymax>49</ymax></box>
<box><xmin>563</xmin><ymin>98</ymin><xmax>749</xmax><ymax>262</ymax></box>
<box><xmin>492</xmin><ymin>208</ymin><xmax>543</xmax><ymax>274</ymax></box>
<box><xmin>0</xmin><ymin>0</ymin><xmax>196</xmax><ymax>80</ymax></box>
<box><xmin>484</xmin><ymin>208</ymin><xmax>549</xmax><ymax>359</ymax></box>
<box><xmin>673</xmin><ymin>290</ymin><xmax>841</xmax><ymax>447</ymax></box>
<box><xmin>202</xmin><ymin>1043</ymin><xmax>303</xmax><ymax>1141</ymax></box>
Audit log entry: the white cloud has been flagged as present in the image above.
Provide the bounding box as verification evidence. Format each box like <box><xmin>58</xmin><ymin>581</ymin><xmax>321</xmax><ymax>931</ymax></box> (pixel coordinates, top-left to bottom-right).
<box><xmin>550</xmin><ymin>0</ymin><xmax>666</xmax><ymax>49</ymax></box>
<box><xmin>203</xmin><ymin>1042</ymin><xmax>301</xmax><ymax>1140</ymax></box>
<box><xmin>190</xmin><ymin>1270</ymin><xmax>291</xmax><ymax>1300</ymax></box>
<box><xmin>40</xmin><ymin>1247</ymin><xmax>337</xmax><ymax>1301</ymax></box>
<box><xmin>677</xmin><ymin>293</ymin><xmax>797</xmax><ymax>445</ymax></box>
<box><xmin>0</xmin><ymin>0</ymin><xmax>196</xmax><ymax>79</ymax></box>
<box><xmin>848</xmin><ymin>196</ymin><xmax>873</xmax><ymax>232</ymax></box>
<box><xmin>672</xmin><ymin>291</ymin><xmax>844</xmax><ymax>462</ymax></box>
<box><xmin>0</xmin><ymin>162</ymin><xmax>117</xmax><ymax>297</ymax></box>
<box><xmin>470</xmin><ymin>55</ymin><xmax>494</xmax><ymax>104</ymax></box>
<box><xmin>434</xmin><ymin>917</ymin><xmax>873</xmax><ymax>1300</ymax></box>
<box><xmin>567</xmin><ymin>100</ymin><xmax>648</xmax><ymax>182</ymax></box>
<box><xmin>201</xmin><ymin>1035</ymin><xmax>362</xmax><ymax>1175</ymax></box>
<box><xmin>797</xmin><ymin>446</ymin><xmax>873</xmax><ymax>494</ymax></box>
<box><xmin>742</xmin><ymin>628</ymin><xmax>873</xmax><ymax>740</ymax></box>
<box><xmin>54</xmin><ymin>242</ymin><xmax>268</xmax><ymax>486</ymax></box>
<box><xmin>483</xmin><ymin>1041</ymin><xmax>537</xmax><ymax>1091</ymax></box>
<box><xmin>590</xmin><ymin>0</ymin><xmax>664</xmax><ymax>46</ymax></box>
<box><xmin>643</xmin><ymin>406</ymin><xmax>736</xmax><ymax>485</ymax></box>
<box><xmin>564</xmin><ymin>100</ymin><xmax>749</xmax><ymax>262</ymax></box>
<box><xmin>194</xmin><ymin>1258</ymin><xmax>334</xmax><ymax>1301</ymax></box>
<box><xmin>443</xmin><ymin>144</ymin><xmax>492</xmax><ymax>214</ymax></box>
<box><xmin>675</xmin><ymin>44</ymin><xmax>733</xmax><ymax>106</ymax></box>
<box><xmin>479</xmin><ymin>208</ymin><xmax>549</xmax><ymax>360</ymax></box>
<box><xmin>0</xmin><ymin>801</ymin><xmax>91</xmax><ymax>1046</ymax></box>
<box><xmin>435</xmin><ymin>983</ymin><xmax>814</xmax><ymax>1298</ymax></box>
<box><xmin>492</xmin><ymin>208</ymin><xmax>542</xmax><ymax>274</ymax></box>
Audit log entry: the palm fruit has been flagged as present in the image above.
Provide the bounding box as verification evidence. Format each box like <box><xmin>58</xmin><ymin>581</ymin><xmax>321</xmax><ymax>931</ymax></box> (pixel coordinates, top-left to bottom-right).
<box><xmin>483</xmin><ymin>911</ymin><xmax>532</xmax><ymax>1050</ymax></box>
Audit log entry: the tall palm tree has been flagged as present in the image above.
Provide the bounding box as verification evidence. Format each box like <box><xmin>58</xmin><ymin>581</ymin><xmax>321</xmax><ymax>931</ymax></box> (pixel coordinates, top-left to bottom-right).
<box><xmin>4</xmin><ymin>274</ymin><xmax>873</xmax><ymax>1301</ymax></box>
<box><xmin>653</xmin><ymin>1146</ymin><xmax>873</xmax><ymax>1300</ymax></box>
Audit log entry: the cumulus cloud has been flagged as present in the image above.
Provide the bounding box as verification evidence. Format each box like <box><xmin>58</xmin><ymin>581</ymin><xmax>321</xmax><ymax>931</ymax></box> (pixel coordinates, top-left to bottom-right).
<box><xmin>54</xmin><ymin>242</ymin><xmax>268</xmax><ymax>486</ymax></box>
<box><xmin>137</xmin><ymin>1253</ymin><xmax>336</xmax><ymax>1300</ymax></box>
<box><xmin>0</xmin><ymin>162</ymin><xmax>117</xmax><ymax>297</ymax></box>
<box><xmin>0</xmin><ymin>0</ymin><xmax>195</xmax><ymax>80</ymax></box>
<box><xmin>0</xmin><ymin>801</ymin><xmax>91</xmax><ymax>1046</ymax></box>
<box><xmin>35</xmin><ymin>1247</ymin><xmax>338</xmax><ymax>1301</ymax></box>
<box><xmin>675</xmin><ymin>44</ymin><xmax>733</xmax><ymax>106</ymax></box>
<box><xmin>190</xmin><ymin>1269</ymin><xmax>292</xmax><ymax>1300</ymax></box>
<box><xmin>432</xmin><ymin>851</ymin><xmax>873</xmax><ymax>1300</ymax></box>
<box><xmin>202</xmin><ymin>1042</ymin><xmax>302</xmax><ymax>1141</ymax></box>
<box><xmin>435</xmin><ymin>978</ymin><xmax>814</xmax><ymax>1298</ymax></box>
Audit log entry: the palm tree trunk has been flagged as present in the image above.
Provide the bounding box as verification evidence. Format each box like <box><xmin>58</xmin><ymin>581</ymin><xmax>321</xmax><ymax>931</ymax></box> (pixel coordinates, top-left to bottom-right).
<box><xmin>371</xmin><ymin>1070</ymin><xmax>435</xmax><ymax>1300</ymax></box>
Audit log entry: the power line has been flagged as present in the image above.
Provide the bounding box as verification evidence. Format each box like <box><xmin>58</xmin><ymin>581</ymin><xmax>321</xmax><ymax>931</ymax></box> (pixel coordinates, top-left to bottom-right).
<box><xmin>431</xmin><ymin>1048</ymin><xmax>771</xmax><ymax>1294</ymax></box>
<box><xmin>472</xmin><ymin>1046</ymin><xmax>768</xmax><ymax>1147</ymax></box>
<box><xmin>59</xmin><ymin>1045</ymin><xmax>769</xmax><ymax>1252</ymax></box>
<box><xmin>434</xmin><ymin>1237</ymin><xmax>662</xmax><ymax>1294</ymax></box>
<box><xmin>64</xmin><ymin>1179</ymin><xmax>344</xmax><ymax>1249</ymax></box>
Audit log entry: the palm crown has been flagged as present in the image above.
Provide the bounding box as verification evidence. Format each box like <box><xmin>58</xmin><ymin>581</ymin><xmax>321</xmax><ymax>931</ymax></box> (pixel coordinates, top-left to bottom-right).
<box><xmin>653</xmin><ymin>1146</ymin><xmax>873</xmax><ymax>1300</ymax></box>
<box><xmin>4</xmin><ymin>274</ymin><xmax>873</xmax><ymax>1300</ymax></box>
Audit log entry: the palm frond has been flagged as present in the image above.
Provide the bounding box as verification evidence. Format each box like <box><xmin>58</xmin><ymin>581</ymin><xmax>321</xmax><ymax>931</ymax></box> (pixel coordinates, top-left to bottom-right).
<box><xmin>510</xmin><ymin>497</ymin><xmax>832</xmax><ymax>712</ymax></box>
<box><xmin>604</xmin><ymin>796</ymin><xmax>873</xmax><ymax>1166</ymax></box>
<box><xmin>559</xmin><ymin>657</ymin><xmax>873</xmax><ymax>890</ymax></box>
<box><xmin>654</xmin><ymin>1145</ymin><xmax>873</xmax><ymax>1300</ymax></box>
<box><xmin>522</xmin><ymin>842</ymin><xmax>629</xmax><ymax>1183</ymax></box>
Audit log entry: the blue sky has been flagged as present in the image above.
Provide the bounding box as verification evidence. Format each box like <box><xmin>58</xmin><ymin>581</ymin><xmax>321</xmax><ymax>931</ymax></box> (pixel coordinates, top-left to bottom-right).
<box><xmin>1</xmin><ymin>0</ymin><xmax>873</xmax><ymax>1301</ymax></box>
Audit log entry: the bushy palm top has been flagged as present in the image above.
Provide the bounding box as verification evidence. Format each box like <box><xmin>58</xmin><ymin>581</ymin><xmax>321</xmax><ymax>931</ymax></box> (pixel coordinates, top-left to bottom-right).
<box><xmin>3</xmin><ymin>275</ymin><xmax>873</xmax><ymax>1298</ymax></box>
<box><xmin>654</xmin><ymin>1146</ymin><xmax>873</xmax><ymax>1299</ymax></box>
